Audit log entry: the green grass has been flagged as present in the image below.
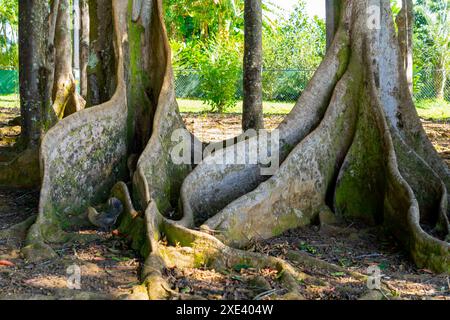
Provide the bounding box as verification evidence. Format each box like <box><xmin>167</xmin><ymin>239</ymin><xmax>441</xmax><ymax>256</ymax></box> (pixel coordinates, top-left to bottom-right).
<box><xmin>0</xmin><ymin>94</ymin><xmax>20</xmax><ymax>109</ymax></box>
<box><xmin>415</xmin><ymin>99</ymin><xmax>450</xmax><ymax>121</ymax></box>
<box><xmin>178</xmin><ymin>99</ymin><xmax>294</xmax><ymax>115</ymax></box>
<box><xmin>1</xmin><ymin>95</ymin><xmax>449</xmax><ymax>121</ymax></box>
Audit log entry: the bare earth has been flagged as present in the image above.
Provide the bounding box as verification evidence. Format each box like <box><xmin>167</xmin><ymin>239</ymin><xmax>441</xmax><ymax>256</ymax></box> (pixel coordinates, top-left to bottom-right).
<box><xmin>0</xmin><ymin>109</ymin><xmax>449</xmax><ymax>300</ymax></box>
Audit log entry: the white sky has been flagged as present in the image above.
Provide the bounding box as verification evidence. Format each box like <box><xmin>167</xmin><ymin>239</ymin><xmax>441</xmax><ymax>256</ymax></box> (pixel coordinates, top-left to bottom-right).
<box><xmin>278</xmin><ymin>0</ymin><xmax>326</xmax><ymax>19</ymax></box>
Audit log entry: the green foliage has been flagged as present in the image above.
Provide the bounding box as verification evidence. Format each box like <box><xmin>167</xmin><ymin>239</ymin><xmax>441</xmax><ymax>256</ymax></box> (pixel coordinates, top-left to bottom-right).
<box><xmin>262</xmin><ymin>2</ymin><xmax>325</xmax><ymax>100</ymax></box>
<box><xmin>197</xmin><ymin>37</ymin><xmax>242</xmax><ymax>112</ymax></box>
<box><xmin>0</xmin><ymin>0</ymin><xmax>18</xmax><ymax>68</ymax></box>
<box><xmin>163</xmin><ymin>0</ymin><xmax>282</xmax><ymax>42</ymax></box>
<box><xmin>413</xmin><ymin>1</ymin><xmax>450</xmax><ymax>71</ymax></box>
<box><xmin>169</xmin><ymin>0</ymin><xmax>326</xmax><ymax>109</ymax></box>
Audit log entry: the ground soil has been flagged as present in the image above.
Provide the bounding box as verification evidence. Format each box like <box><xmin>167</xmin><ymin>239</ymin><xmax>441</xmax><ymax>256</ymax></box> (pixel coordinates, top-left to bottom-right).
<box><xmin>0</xmin><ymin>109</ymin><xmax>449</xmax><ymax>300</ymax></box>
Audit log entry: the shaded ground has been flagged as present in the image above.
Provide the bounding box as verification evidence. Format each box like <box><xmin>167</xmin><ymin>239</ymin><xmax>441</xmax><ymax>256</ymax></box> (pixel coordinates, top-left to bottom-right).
<box><xmin>254</xmin><ymin>224</ymin><xmax>449</xmax><ymax>300</ymax></box>
<box><xmin>0</xmin><ymin>189</ymin><xmax>141</xmax><ymax>300</ymax></box>
<box><xmin>0</xmin><ymin>108</ymin><xmax>449</xmax><ymax>300</ymax></box>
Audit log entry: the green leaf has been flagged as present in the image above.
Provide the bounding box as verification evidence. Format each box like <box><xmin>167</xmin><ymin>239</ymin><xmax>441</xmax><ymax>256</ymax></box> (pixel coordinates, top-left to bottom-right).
<box><xmin>233</xmin><ymin>264</ymin><xmax>252</xmax><ymax>272</ymax></box>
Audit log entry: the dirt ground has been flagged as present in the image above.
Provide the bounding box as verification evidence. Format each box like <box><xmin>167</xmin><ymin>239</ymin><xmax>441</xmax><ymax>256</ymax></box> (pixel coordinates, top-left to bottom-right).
<box><xmin>0</xmin><ymin>108</ymin><xmax>449</xmax><ymax>300</ymax></box>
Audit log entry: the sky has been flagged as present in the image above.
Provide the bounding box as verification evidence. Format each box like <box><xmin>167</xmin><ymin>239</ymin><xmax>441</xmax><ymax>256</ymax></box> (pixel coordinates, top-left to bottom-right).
<box><xmin>278</xmin><ymin>0</ymin><xmax>326</xmax><ymax>19</ymax></box>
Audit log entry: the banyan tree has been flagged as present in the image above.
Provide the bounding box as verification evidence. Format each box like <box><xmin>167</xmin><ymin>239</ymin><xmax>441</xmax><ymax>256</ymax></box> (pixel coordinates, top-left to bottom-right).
<box><xmin>0</xmin><ymin>0</ymin><xmax>449</xmax><ymax>300</ymax></box>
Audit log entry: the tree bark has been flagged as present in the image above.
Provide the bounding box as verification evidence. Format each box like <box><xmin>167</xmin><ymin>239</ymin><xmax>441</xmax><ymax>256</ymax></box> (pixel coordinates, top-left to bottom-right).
<box><xmin>435</xmin><ymin>65</ymin><xmax>447</xmax><ymax>100</ymax></box>
<box><xmin>80</xmin><ymin>0</ymin><xmax>89</xmax><ymax>99</ymax></box>
<box><xmin>242</xmin><ymin>0</ymin><xmax>264</xmax><ymax>131</ymax></box>
<box><xmin>396</xmin><ymin>0</ymin><xmax>413</xmax><ymax>95</ymax></box>
<box><xmin>326</xmin><ymin>0</ymin><xmax>341</xmax><ymax>51</ymax></box>
<box><xmin>87</xmin><ymin>0</ymin><xmax>116</xmax><ymax>107</ymax></box>
<box><xmin>18</xmin><ymin>0</ymin><xmax>51</xmax><ymax>147</ymax></box>
<box><xmin>52</xmin><ymin>0</ymin><xmax>85</xmax><ymax>119</ymax></box>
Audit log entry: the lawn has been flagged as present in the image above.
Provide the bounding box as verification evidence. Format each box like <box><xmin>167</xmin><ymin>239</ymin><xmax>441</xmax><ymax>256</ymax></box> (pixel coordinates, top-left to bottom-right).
<box><xmin>179</xmin><ymin>98</ymin><xmax>450</xmax><ymax>120</ymax></box>
<box><xmin>1</xmin><ymin>95</ymin><xmax>449</xmax><ymax>121</ymax></box>
<box><xmin>0</xmin><ymin>94</ymin><xmax>20</xmax><ymax>110</ymax></box>
<box><xmin>414</xmin><ymin>99</ymin><xmax>450</xmax><ymax>121</ymax></box>
<box><xmin>178</xmin><ymin>99</ymin><xmax>294</xmax><ymax>115</ymax></box>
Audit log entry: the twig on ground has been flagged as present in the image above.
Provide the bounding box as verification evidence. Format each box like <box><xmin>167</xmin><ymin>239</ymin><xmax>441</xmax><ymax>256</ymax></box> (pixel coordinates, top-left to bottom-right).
<box><xmin>355</xmin><ymin>253</ymin><xmax>383</xmax><ymax>259</ymax></box>
<box><xmin>253</xmin><ymin>289</ymin><xmax>282</xmax><ymax>300</ymax></box>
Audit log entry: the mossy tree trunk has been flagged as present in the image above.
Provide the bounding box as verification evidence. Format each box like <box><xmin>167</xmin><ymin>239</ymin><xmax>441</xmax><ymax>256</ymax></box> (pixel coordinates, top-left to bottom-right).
<box><xmin>18</xmin><ymin>0</ymin><xmax>51</xmax><ymax>149</ymax></box>
<box><xmin>0</xmin><ymin>0</ymin><xmax>53</xmax><ymax>188</ymax></box>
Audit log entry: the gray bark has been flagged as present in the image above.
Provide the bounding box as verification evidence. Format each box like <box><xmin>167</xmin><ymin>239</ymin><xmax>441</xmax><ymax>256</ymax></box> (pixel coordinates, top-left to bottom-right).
<box><xmin>80</xmin><ymin>0</ymin><xmax>89</xmax><ymax>99</ymax></box>
<box><xmin>87</xmin><ymin>0</ymin><xmax>116</xmax><ymax>107</ymax></box>
<box><xmin>326</xmin><ymin>0</ymin><xmax>341</xmax><ymax>51</ymax></box>
<box><xmin>52</xmin><ymin>0</ymin><xmax>85</xmax><ymax>118</ymax></box>
<box><xmin>396</xmin><ymin>0</ymin><xmax>413</xmax><ymax>95</ymax></box>
<box><xmin>242</xmin><ymin>0</ymin><xmax>264</xmax><ymax>131</ymax></box>
<box><xmin>18</xmin><ymin>0</ymin><xmax>51</xmax><ymax>147</ymax></box>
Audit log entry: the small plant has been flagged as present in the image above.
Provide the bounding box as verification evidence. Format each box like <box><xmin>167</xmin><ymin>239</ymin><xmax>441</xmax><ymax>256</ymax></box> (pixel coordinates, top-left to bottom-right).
<box><xmin>198</xmin><ymin>37</ymin><xmax>242</xmax><ymax>113</ymax></box>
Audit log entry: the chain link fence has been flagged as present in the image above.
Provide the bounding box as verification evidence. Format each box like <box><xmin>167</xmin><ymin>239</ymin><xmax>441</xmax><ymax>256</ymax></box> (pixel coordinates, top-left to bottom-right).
<box><xmin>1</xmin><ymin>67</ymin><xmax>449</xmax><ymax>102</ymax></box>
<box><xmin>414</xmin><ymin>68</ymin><xmax>450</xmax><ymax>101</ymax></box>
<box><xmin>175</xmin><ymin>68</ymin><xmax>450</xmax><ymax>103</ymax></box>
<box><xmin>174</xmin><ymin>69</ymin><xmax>316</xmax><ymax>102</ymax></box>
<box><xmin>0</xmin><ymin>68</ymin><xmax>19</xmax><ymax>95</ymax></box>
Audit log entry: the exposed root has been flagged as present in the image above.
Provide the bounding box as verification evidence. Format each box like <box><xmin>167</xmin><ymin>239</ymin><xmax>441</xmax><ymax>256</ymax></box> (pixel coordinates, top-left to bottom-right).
<box><xmin>0</xmin><ymin>147</ymin><xmax>40</xmax><ymax>188</ymax></box>
<box><xmin>200</xmin><ymin>53</ymin><xmax>362</xmax><ymax>247</ymax></box>
<box><xmin>0</xmin><ymin>215</ymin><xmax>36</xmax><ymax>248</ymax></box>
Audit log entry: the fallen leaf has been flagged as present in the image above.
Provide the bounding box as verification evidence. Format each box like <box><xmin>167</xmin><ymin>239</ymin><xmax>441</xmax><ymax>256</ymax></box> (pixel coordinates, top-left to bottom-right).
<box><xmin>0</xmin><ymin>260</ymin><xmax>15</xmax><ymax>267</ymax></box>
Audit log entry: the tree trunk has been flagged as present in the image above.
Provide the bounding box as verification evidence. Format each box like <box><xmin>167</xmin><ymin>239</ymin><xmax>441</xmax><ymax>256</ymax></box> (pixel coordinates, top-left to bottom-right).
<box><xmin>326</xmin><ymin>0</ymin><xmax>341</xmax><ymax>51</ymax></box>
<box><xmin>87</xmin><ymin>0</ymin><xmax>116</xmax><ymax>107</ymax></box>
<box><xmin>242</xmin><ymin>0</ymin><xmax>264</xmax><ymax>131</ymax></box>
<box><xmin>396</xmin><ymin>0</ymin><xmax>413</xmax><ymax>95</ymax></box>
<box><xmin>52</xmin><ymin>0</ymin><xmax>85</xmax><ymax>119</ymax></box>
<box><xmin>80</xmin><ymin>0</ymin><xmax>89</xmax><ymax>99</ymax></box>
<box><xmin>435</xmin><ymin>65</ymin><xmax>447</xmax><ymax>100</ymax></box>
<box><xmin>18</xmin><ymin>0</ymin><xmax>50</xmax><ymax>148</ymax></box>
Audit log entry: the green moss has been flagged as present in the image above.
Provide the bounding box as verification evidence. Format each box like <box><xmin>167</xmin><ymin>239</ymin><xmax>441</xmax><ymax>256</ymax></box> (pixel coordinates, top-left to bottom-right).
<box><xmin>272</xmin><ymin>210</ymin><xmax>311</xmax><ymax>237</ymax></box>
<box><xmin>336</xmin><ymin>45</ymin><xmax>351</xmax><ymax>80</ymax></box>
<box><xmin>334</xmin><ymin>85</ymin><xmax>386</xmax><ymax>225</ymax></box>
<box><xmin>119</xmin><ymin>214</ymin><xmax>150</xmax><ymax>258</ymax></box>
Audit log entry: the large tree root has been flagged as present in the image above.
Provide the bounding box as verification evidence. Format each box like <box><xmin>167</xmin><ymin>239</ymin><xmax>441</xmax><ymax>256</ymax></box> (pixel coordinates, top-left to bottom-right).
<box><xmin>21</xmin><ymin>0</ymin><xmax>130</xmax><ymax>263</ymax></box>
<box><xmin>180</xmin><ymin>9</ymin><xmax>353</xmax><ymax>226</ymax></box>
<box><xmin>181</xmin><ymin>0</ymin><xmax>449</xmax><ymax>273</ymax></box>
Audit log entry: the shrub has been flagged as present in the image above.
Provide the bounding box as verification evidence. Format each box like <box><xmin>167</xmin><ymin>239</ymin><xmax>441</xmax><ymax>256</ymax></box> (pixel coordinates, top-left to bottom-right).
<box><xmin>198</xmin><ymin>37</ymin><xmax>242</xmax><ymax>113</ymax></box>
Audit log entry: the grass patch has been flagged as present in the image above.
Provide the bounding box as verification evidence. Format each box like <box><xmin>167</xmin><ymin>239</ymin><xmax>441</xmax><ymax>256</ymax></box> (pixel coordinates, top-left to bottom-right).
<box><xmin>0</xmin><ymin>94</ymin><xmax>20</xmax><ymax>110</ymax></box>
<box><xmin>178</xmin><ymin>99</ymin><xmax>294</xmax><ymax>115</ymax></box>
<box><xmin>415</xmin><ymin>99</ymin><xmax>450</xmax><ymax>121</ymax></box>
<box><xmin>2</xmin><ymin>95</ymin><xmax>449</xmax><ymax>121</ymax></box>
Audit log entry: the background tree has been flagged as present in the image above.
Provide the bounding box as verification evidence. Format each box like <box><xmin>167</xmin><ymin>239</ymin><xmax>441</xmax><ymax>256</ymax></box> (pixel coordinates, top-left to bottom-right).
<box><xmin>396</xmin><ymin>0</ymin><xmax>414</xmax><ymax>94</ymax></box>
<box><xmin>80</xmin><ymin>0</ymin><xmax>89</xmax><ymax>100</ymax></box>
<box><xmin>242</xmin><ymin>0</ymin><xmax>264</xmax><ymax>131</ymax></box>
<box><xmin>0</xmin><ymin>0</ymin><xmax>18</xmax><ymax>67</ymax></box>
<box><xmin>52</xmin><ymin>0</ymin><xmax>85</xmax><ymax>119</ymax></box>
